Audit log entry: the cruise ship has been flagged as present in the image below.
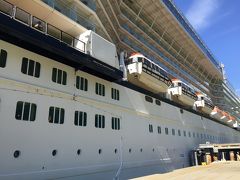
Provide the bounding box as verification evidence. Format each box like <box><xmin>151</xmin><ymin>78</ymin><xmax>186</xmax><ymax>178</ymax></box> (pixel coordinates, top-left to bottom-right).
<box><xmin>0</xmin><ymin>0</ymin><xmax>240</xmax><ymax>179</ymax></box>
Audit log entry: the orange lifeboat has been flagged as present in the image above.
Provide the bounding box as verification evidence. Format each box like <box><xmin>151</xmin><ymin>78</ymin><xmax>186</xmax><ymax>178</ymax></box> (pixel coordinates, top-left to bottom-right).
<box><xmin>210</xmin><ymin>106</ymin><xmax>222</xmax><ymax>120</ymax></box>
<box><xmin>194</xmin><ymin>93</ymin><xmax>214</xmax><ymax>114</ymax></box>
<box><xmin>126</xmin><ymin>53</ymin><xmax>171</xmax><ymax>93</ymax></box>
<box><xmin>168</xmin><ymin>79</ymin><xmax>197</xmax><ymax>107</ymax></box>
<box><xmin>220</xmin><ymin>111</ymin><xmax>228</xmax><ymax>121</ymax></box>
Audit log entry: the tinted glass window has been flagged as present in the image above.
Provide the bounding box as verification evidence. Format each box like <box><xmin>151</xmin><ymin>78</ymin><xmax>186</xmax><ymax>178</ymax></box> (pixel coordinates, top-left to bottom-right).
<box><xmin>21</xmin><ymin>58</ymin><xmax>41</xmax><ymax>78</ymax></box>
<box><xmin>76</xmin><ymin>76</ymin><xmax>88</xmax><ymax>91</ymax></box>
<box><xmin>52</xmin><ymin>68</ymin><xmax>67</xmax><ymax>85</ymax></box>
<box><xmin>74</xmin><ymin>111</ymin><xmax>87</xmax><ymax>126</ymax></box>
<box><xmin>111</xmin><ymin>88</ymin><xmax>120</xmax><ymax>100</ymax></box>
<box><xmin>0</xmin><ymin>49</ymin><xmax>7</xmax><ymax>68</ymax></box>
<box><xmin>95</xmin><ymin>83</ymin><xmax>105</xmax><ymax>96</ymax></box>
<box><xmin>48</xmin><ymin>106</ymin><xmax>64</xmax><ymax>124</ymax></box>
<box><xmin>145</xmin><ymin>96</ymin><xmax>153</xmax><ymax>103</ymax></box>
<box><xmin>15</xmin><ymin>101</ymin><xmax>37</xmax><ymax>121</ymax></box>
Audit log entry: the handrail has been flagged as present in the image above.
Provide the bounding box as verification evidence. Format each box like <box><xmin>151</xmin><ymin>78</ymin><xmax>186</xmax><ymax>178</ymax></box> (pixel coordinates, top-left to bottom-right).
<box><xmin>0</xmin><ymin>0</ymin><xmax>86</xmax><ymax>53</ymax></box>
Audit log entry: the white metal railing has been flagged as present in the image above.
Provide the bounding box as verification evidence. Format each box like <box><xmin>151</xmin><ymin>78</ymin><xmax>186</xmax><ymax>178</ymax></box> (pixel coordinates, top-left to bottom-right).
<box><xmin>0</xmin><ymin>0</ymin><xmax>86</xmax><ymax>53</ymax></box>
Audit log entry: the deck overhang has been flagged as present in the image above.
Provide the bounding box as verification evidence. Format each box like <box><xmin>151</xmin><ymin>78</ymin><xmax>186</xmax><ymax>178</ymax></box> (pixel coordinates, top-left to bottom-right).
<box><xmin>120</xmin><ymin>0</ymin><xmax>222</xmax><ymax>80</ymax></box>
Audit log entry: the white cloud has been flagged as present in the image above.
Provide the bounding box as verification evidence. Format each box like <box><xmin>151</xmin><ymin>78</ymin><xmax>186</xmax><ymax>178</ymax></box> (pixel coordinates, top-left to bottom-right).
<box><xmin>186</xmin><ymin>0</ymin><xmax>219</xmax><ymax>31</ymax></box>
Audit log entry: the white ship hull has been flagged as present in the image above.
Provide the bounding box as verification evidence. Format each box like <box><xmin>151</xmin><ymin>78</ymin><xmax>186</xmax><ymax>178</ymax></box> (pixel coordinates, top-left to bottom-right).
<box><xmin>0</xmin><ymin>40</ymin><xmax>240</xmax><ymax>180</ymax></box>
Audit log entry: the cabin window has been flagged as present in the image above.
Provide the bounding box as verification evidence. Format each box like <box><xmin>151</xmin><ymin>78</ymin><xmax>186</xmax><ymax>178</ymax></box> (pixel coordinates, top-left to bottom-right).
<box><xmin>0</xmin><ymin>49</ymin><xmax>7</xmax><ymax>68</ymax></box>
<box><xmin>172</xmin><ymin>128</ymin><xmax>175</xmax><ymax>136</ymax></box>
<box><xmin>165</xmin><ymin>127</ymin><xmax>169</xmax><ymax>135</ymax></box>
<box><xmin>157</xmin><ymin>126</ymin><xmax>161</xmax><ymax>134</ymax></box>
<box><xmin>111</xmin><ymin>88</ymin><xmax>120</xmax><ymax>100</ymax></box>
<box><xmin>193</xmin><ymin>132</ymin><xmax>195</xmax><ymax>138</ymax></box>
<box><xmin>52</xmin><ymin>68</ymin><xmax>67</xmax><ymax>85</ymax></box>
<box><xmin>145</xmin><ymin>96</ymin><xmax>153</xmax><ymax>103</ymax></box>
<box><xmin>183</xmin><ymin>130</ymin><xmax>186</xmax><ymax>137</ymax></box>
<box><xmin>149</xmin><ymin>124</ymin><xmax>153</xmax><ymax>133</ymax></box>
<box><xmin>21</xmin><ymin>57</ymin><xmax>41</xmax><ymax>78</ymax></box>
<box><xmin>197</xmin><ymin>133</ymin><xmax>199</xmax><ymax>138</ymax></box>
<box><xmin>74</xmin><ymin>111</ymin><xmax>87</xmax><ymax>126</ymax></box>
<box><xmin>155</xmin><ymin>99</ymin><xmax>161</xmax><ymax>106</ymax></box>
<box><xmin>178</xmin><ymin>129</ymin><xmax>181</xmax><ymax>136</ymax></box>
<box><xmin>48</xmin><ymin>106</ymin><xmax>65</xmax><ymax>124</ymax></box>
<box><xmin>95</xmin><ymin>83</ymin><xmax>105</xmax><ymax>96</ymax></box>
<box><xmin>188</xmin><ymin>131</ymin><xmax>191</xmax><ymax>137</ymax></box>
<box><xmin>112</xmin><ymin>117</ymin><xmax>120</xmax><ymax>130</ymax></box>
<box><xmin>178</xmin><ymin>82</ymin><xmax>181</xmax><ymax>86</ymax></box>
<box><xmin>15</xmin><ymin>101</ymin><xmax>37</xmax><ymax>121</ymax></box>
<box><xmin>76</xmin><ymin>76</ymin><xmax>88</xmax><ymax>91</ymax></box>
<box><xmin>95</xmin><ymin>114</ymin><xmax>105</xmax><ymax>128</ymax></box>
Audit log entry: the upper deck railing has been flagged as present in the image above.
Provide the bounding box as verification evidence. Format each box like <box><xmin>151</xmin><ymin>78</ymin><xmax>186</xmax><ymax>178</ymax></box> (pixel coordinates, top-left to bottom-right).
<box><xmin>0</xmin><ymin>0</ymin><xmax>85</xmax><ymax>53</ymax></box>
<box><xmin>162</xmin><ymin>0</ymin><xmax>221</xmax><ymax>72</ymax></box>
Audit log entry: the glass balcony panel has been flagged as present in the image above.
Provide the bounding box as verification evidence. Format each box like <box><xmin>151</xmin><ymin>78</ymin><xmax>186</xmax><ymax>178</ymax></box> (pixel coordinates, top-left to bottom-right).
<box><xmin>0</xmin><ymin>0</ymin><xmax>13</xmax><ymax>16</ymax></box>
<box><xmin>15</xmin><ymin>7</ymin><xmax>30</xmax><ymax>25</ymax></box>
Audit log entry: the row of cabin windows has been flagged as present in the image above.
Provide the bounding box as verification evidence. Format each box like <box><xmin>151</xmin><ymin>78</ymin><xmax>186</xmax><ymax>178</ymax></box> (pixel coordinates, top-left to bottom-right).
<box><xmin>0</xmin><ymin>52</ymin><xmax>120</xmax><ymax>100</ymax></box>
<box><xmin>15</xmin><ymin>101</ymin><xmax>121</xmax><ymax>130</ymax></box>
<box><xmin>149</xmin><ymin>124</ymin><xmax>221</xmax><ymax>141</ymax></box>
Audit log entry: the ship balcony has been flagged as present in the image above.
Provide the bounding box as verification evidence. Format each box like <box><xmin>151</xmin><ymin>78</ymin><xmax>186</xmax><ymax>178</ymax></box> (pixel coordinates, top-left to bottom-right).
<box><xmin>0</xmin><ymin>0</ymin><xmax>86</xmax><ymax>52</ymax></box>
<box><xmin>0</xmin><ymin>0</ymin><xmax>122</xmax><ymax>81</ymax></box>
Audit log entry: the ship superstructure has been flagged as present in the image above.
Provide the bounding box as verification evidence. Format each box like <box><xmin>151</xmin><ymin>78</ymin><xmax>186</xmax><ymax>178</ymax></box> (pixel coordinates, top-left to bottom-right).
<box><xmin>0</xmin><ymin>0</ymin><xmax>240</xmax><ymax>179</ymax></box>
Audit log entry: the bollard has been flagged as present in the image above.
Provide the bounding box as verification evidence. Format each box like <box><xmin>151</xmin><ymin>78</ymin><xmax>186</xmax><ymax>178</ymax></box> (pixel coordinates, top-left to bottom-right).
<box><xmin>206</xmin><ymin>153</ymin><xmax>212</xmax><ymax>165</ymax></box>
<box><xmin>230</xmin><ymin>151</ymin><xmax>234</xmax><ymax>161</ymax></box>
<box><xmin>237</xmin><ymin>152</ymin><xmax>240</xmax><ymax>161</ymax></box>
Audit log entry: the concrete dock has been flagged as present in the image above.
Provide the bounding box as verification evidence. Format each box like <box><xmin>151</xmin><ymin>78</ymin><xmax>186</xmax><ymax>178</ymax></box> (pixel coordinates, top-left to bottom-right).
<box><xmin>132</xmin><ymin>161</ymin><xmax>240</xmax><ymax>180</ymax></box>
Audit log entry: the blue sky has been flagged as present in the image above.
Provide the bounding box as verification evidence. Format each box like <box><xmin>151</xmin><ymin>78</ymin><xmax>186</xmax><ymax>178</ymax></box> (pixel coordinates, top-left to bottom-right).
<box><xmin>173</xmin><ymin>0</ymin><xmax>240</xmax><ymax>94</ymax></box>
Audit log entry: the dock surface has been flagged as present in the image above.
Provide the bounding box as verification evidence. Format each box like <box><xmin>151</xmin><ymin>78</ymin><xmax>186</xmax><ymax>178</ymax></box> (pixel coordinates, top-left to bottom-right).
<box><xmin>132</xmin><ymin>161</ymin><xmax>240</xmax><ymax>180</ymax></box>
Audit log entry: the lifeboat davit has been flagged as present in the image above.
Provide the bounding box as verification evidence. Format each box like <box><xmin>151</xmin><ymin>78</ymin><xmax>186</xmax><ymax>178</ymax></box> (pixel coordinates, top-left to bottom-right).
<box><xmin>126</xmin><ymin>53</ymin><xmax>171</xmax><ymax>93</ymax></box>
<box><xmin>168</xmin><ymin>79</ymin><xmax>197</xmax><ymax>107</ymax></box>
<box><xmin>194</xmin><ymin>93</ymin><xmax>214</xmax><ymax>114</ymax></box>
<box><xmin>210</xmin><ymin>106</ymin><xmax>223</xmax><ymax>120</ymax></box>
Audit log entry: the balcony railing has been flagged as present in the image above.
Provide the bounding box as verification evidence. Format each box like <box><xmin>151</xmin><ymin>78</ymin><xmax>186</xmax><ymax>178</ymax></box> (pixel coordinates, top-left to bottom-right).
<box><xmin>0</xmin><ymin>0</ymin><xmax>85</xmax><ymax>53</ymax></box>
<box><xmin>162</xmin><ymin>0</ymin><xmax>221</xmax><ymax>72</ymax></box>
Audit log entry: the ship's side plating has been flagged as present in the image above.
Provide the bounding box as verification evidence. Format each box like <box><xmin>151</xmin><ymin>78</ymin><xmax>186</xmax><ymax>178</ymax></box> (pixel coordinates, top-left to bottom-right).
<box><xmin>0</xmin><ymin>40</ymin><xmax>240</xmax><ymax>179</ymax></box>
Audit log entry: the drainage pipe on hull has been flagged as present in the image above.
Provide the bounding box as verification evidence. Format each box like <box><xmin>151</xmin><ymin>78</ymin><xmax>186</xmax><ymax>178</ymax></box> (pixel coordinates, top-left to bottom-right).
<box><xmin>119</xmin><ymin>51</ymin><xmax>127</xmax><ymax>81</ymax></box>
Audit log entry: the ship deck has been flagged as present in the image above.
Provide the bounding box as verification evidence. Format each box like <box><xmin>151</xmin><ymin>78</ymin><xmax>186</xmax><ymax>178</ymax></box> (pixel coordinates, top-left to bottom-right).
<box><xmin>132</xmin><ymin>161</ymin><xmax>240</xmax><ymax>180</ymax></box>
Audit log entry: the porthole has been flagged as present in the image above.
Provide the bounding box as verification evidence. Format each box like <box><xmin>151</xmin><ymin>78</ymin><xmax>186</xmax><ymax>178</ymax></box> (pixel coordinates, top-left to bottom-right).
<box><xmin>114</xmin><ymin>149</ymin><xmax>118</xmax><ymax>154</ymax></box>
<box><xmin>140</xmin><ymin>148</ymin><xmax>143</xmax><ymax>152</ymax></box>
<box><xmin>13</xmin><ymin>150</ymin><xmax>20</xmax><ymax>158</ymax></box>
<box><xmin>180</xmin><ymin>109</ymin><xmax>184</xmax><ymax>114</ymax></box>
<box><xmin>152</xmin><ymin>148</ymin><xmax>155</xmax><ymax>152</ymax></box>
<box><xmin>98</xmin><ymin>149</ymin><xmax>102</xmax><ymax>154</ymax></box>
<box><xmin>77</xmin><ymin>149</ymin><xmax>81</xmax><ymax>155</ymax></box>
<box><xmin>129</xmin><ymin>148</ymin><xmax>132</xmax><ymax>153</ymax></box>
<box><xmin>52</xmin><ymin>149</ymin><xmax>57</xmax><ymax>156</ymax></box>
